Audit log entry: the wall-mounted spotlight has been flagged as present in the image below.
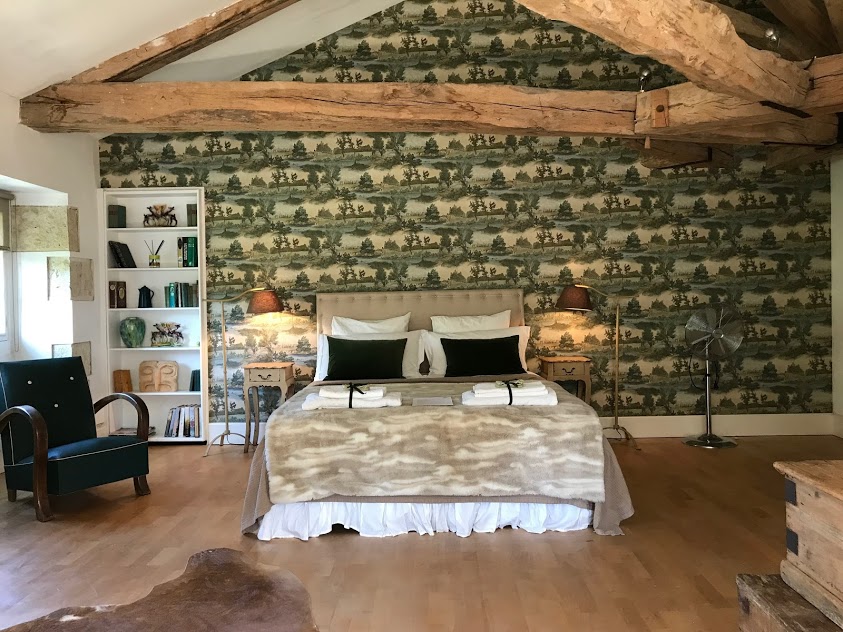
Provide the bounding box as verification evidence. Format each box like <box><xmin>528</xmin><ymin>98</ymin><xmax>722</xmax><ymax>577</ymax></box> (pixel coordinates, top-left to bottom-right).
<box><xmin>638</xmin><ymin>68</ymin><xmax>652</xmax><ymax>93</ymax></box>
<box><xmin>764</xmin><ymin>27</ymin><xmax>780</xmax><ymax>51</ymax></box>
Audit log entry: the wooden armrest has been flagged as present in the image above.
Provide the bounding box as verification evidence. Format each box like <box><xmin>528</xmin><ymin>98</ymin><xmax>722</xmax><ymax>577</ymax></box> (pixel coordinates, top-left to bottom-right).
<box><xmin>0</xmin><ymin>405</ymin><xmax>53</xmax><ymax>521</ymax></box>
<box><xmin>94</xmin><ymin>393</ymin><xmax>150</xmax><ymax>441</ymax></box>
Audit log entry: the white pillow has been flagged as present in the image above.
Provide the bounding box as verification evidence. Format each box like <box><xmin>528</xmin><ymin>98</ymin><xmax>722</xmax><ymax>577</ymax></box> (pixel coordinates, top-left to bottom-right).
<box><xmin>431</xmin><ymin>310</ymin><xmax>511</xmax><ymax>333</ymax></box>
<box><xmin>314</xmin><ymin>330</ymin><xmax>424</xmax><ymax>380</ymax></box>
<box><xmin>421</xmin><ymin>327</ymin><xmax>530</xmax><ymax>377</ymax></box>
<box><xmin>331</xmin><ymin>312</ymin><xmax>411</xmax><ymax>335</ymax></box>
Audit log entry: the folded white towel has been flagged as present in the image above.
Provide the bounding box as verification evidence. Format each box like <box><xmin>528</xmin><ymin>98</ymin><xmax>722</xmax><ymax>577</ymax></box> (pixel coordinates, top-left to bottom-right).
<box><xmin>302</xmin><ymin>393</ymin><xmax>402</xmax><ymax>410</ymax></box>
<box><xmin>318</xmin><ymin>385</ymin><xmax>386</xmax><ymax>400</ymax></box>
<box><xmin>461</xmin><ymin>390</ymin><xmax>558</xmax><ymax>407</ymax></box>
<box><xmin>473</xmin><ymin>381</ymin><xmax>548</xmax><ymax>397</ymax></box>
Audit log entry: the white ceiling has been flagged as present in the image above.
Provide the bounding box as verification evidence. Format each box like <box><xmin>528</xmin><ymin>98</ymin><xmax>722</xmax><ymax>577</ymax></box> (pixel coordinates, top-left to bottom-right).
<box><xmin>0</xmin><ymin>0</ymin><xmax>234</xmax><ymax>98</ymax></box>
<box><xmin>0</xmin><ymin>0</ymin><xmax>396</xmax><ymax>99</ymax></box>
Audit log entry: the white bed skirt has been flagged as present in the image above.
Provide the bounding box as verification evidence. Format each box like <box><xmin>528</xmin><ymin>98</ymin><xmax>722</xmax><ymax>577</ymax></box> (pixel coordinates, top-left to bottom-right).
<box><xmin>257</xmin><ymin>501</ymin><xmax>593</xmax><ymax>540</ymax></box>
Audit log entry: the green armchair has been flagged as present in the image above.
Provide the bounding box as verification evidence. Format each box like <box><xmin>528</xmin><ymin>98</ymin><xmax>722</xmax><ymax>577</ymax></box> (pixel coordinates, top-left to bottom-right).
<box><xmin>0</xmin><ymin>357</ymin><xmax>150</xmax><ymax>521</ymax></box>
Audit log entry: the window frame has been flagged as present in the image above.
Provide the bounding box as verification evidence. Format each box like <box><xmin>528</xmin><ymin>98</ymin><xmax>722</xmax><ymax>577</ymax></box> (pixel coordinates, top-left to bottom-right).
<box><xmin>0</xmin><ymin>192</ymin><xmax>14</xmax><ymax>348</ymax></box>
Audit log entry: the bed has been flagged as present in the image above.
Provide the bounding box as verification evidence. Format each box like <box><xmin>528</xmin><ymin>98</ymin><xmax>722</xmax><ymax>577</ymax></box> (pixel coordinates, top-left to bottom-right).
<box><xmin>241</xmin><ymin>289</ymin><xmax>633</xmax><ymax>539</ymax></box>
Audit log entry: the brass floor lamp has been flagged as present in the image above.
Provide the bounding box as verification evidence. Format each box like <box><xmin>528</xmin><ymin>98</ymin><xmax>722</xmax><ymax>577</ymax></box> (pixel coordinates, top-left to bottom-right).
<box><xmin>205</xmin><ymin>287</ymin><xmax>283</xmax><ymax>456</ymax></box>
<box><xmin>557</xmin><ymin>284</ymin><xmax>638</xmax><ymax>448</ymax></box>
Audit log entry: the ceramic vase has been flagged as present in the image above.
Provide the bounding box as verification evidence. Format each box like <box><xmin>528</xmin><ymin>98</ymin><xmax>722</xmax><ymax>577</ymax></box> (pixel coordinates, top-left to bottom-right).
<box><xmin>119</xmin><ymin>317</ymin><xmax>146</xmax><ymax>348</ymax></box>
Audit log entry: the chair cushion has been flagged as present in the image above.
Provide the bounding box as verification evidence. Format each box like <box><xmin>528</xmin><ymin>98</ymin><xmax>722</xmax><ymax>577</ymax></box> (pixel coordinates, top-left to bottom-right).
<box><xmin>5</xmin><ymin>435</ymin><xmax>148</xmax><ymax>496</ymax></box>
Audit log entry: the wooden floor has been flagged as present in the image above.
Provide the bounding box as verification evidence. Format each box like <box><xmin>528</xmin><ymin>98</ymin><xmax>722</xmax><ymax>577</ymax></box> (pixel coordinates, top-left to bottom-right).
<box><xmin>2</xmin><ymin>437</ymin><xmax>843</xmax><ymax>631</ymax></box>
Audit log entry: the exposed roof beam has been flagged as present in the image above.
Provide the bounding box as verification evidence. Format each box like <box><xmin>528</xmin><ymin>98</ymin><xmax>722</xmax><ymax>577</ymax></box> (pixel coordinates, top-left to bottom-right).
<box><xmin>518</xmin><ymin>0</ymin><xmax>810</xmax><ymax>107</ymax></box>
<box><xmin>712</xmin><ymin>2</ymin><xmax>817</xmax><ymax>60</ymax></box>
<box><xmin>824</xmin><ymin>0</ymin><xmax>843</xmax><ymax>51</ymax></box>
<box><xmin>19</xmin><ymin>82</ymin><xmax>638</xmax><ymax>135</ymax></box>
<box><xmin>624</xmin><ymin>139</ymin><xmax>736</xmax><ymax>169</ymax></box>
<box><xmin>635</xmin><ymin>54</ymin><xmax>843</xmax><ymax>136</ymax></box>
<box><xmin>761</xmin><ymin>0</ymin><xmax>840</xmax><ymax>56</ymax></box>
<box><xmin>766</xmin><ymin>143</ymin><xmax>843</xmax><ymax>168</ymax></box>
<box><xmin>649</xmin><ymin>118</ymin><xmax>838</xmax><ymax>146</ymax></box>
<box><xmin>20</xmin><ymin>81</ymin><xmax>835</xmax><ymax>146</ymax></box>
<box><xmin>70</xmin><ymin>0</ymin><xmax>304</xmax><ymax>83</ymax></box>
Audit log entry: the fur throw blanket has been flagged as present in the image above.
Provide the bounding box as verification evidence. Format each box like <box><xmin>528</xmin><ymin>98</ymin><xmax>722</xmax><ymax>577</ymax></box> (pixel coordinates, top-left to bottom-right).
<box><xmin>264</xmin><ymin>378</ymin><xmax>605</xmax><ymax>504</ymax></box>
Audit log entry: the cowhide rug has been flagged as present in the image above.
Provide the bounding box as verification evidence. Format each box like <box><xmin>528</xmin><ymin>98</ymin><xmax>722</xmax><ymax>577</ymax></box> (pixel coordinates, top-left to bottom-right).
<box><xmin>3</xmin><ymin>548</ymin><xmax>318</xmax><ymax>632</ymax></box>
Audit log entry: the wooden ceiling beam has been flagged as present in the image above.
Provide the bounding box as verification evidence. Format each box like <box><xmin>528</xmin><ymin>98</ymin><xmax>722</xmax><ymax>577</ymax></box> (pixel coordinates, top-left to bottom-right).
<box><xmin>70</xmin><ymin>0</ymin><xmax>304</xmax><ymax>83</ymax></box>
<box><xmin>518</xmin><ymin>0</ymin><xmax>810</xmax><ymax>107</ymax></box>
<box><xmin>19</xmin><ymin>82</ymin><xmax>639</xmax><ymax>135</ymax></box>
<box><xmin>712</xmin><ymin>3</ymin><xmax>817</xmax><ymax>60</ymax></box>
<box><xmin>624</xmin><ymin>139</ymin><xmax>736</xmax><ymax>170</ymax></box>
<box><xmin>20</xmin><ymin>81</ymin><xmax>835</xmax><ymax>145</ymax></box>
<box><xmin>823</xmin><ymin>0</ymin><xmax>843</xmax><ymax>54</ymax></box>
<box><xmin>650</xmin><ymin>117</ymin><xmax>838</xmax><ymax>146</ymax></box>
<box><xmin>761</xmin><ymin>0</ymin><xmax>840</xmax><ymax>56</ymax></box>
<box><xmin>636</xmin><ymin>55</ymin><xmax>843</xmax><ymax>137</ymax></box>
<box><xmin>766</xmin><ymin>143</ymin><xmax>843</xmax><ymax>168</ymax></box>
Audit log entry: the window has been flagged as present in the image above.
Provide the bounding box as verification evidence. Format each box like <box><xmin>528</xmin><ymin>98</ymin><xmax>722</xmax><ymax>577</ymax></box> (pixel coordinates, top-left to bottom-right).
<box><xmin>0</xmin><ymin>193</ymin><xmax>12</xmax><ymax>349</ymax></box>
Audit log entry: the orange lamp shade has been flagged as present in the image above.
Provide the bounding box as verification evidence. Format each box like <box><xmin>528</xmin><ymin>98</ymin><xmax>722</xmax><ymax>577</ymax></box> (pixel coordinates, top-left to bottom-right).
<box><xmin>556</xmin><ymin>285</ymin><xmax>593</xmax><ymax>312</ymax></box>
<box><xmin>247</xmin><ymin>289</ymin><xmax>284</xmax><ymax>315</ymax></box>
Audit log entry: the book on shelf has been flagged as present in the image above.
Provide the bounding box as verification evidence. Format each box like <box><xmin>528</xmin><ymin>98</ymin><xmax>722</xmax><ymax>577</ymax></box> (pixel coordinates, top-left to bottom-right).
<box><xmin>111</xmin><ymin>425</ymin><xmax>157</xmax><ymax>437</ymax></box>
<box><xmin>164</xmin><ymin>282</ymin><xmax>200</xmax><ymax>307</ymax></box>
<box><xmin>107</xmin><ymin>204</ymin><xmax>127</xmax><ymax>228</ymax></box>
<box><xmin>108</xmin><ymin>241</ymin><xmax>137</xmax><ymax>268</ymax></box>
<box><xmin>164</xmin><ymin>405</ymin><xmax>202</xmax><ymax>438</ymax></box>
<box><xmin>108</xmin><ymin>281</ymin><xmax>127</xmax><ymax>308</ymax></box>
<box><xmin>187</xmin><ymin>203</ymin><xmax>198</xmax><ymax>227</ymax></box>
<box><xmin>177</xmin><ymin>236</ymin><xmax>198</xmax><ymax>268</ymax></box>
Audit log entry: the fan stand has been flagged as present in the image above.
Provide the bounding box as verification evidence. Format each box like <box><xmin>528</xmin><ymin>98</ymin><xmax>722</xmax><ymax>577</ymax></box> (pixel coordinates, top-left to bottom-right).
<box><xmin>684</xmin><ymin>358</ymin><xmax>737</xmax><ymax>449</ymax></box>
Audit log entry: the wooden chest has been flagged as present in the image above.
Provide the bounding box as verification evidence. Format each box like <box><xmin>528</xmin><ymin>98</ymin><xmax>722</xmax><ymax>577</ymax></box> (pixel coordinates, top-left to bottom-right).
<box><xmin>737</xmin><ymin>574</ymin><xmax>839</xmax><ymax>631</ymax></box>
<box><xmin>774</xmin><ymin>460</ymin><xmax>843</xmax><ymax>628</ymax></box>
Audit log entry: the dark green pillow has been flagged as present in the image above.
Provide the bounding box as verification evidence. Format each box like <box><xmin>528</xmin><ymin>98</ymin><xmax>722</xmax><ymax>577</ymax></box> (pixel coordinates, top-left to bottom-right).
<box><xmin>325</xmin><ymin>337</ymin><xmax>407</xmax><ymax>381</ymax></box>
<box><xmin>441</xmin><ymin>335</ymin><xmax>524</xmax><ymax>377</ymax></box>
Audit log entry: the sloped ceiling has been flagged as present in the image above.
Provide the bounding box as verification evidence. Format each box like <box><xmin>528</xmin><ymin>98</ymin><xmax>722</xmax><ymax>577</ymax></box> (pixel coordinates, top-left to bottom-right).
<box><xmin>0</xmin><ymin>0</ymin><xmax>399</xmax><ymax>99</ymax></box>
<box><xmin>141</xmin><ymin>0</ymin><xmax>399</xmax><ymax>83</ymax></box>
<box><xmin>0</xmin><ymin>0</ymin><xmax>234</xmax><ymax>98</ymax></box>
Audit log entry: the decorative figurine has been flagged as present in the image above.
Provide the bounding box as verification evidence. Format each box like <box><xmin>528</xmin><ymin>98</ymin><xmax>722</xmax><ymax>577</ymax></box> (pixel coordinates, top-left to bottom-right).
<box><xmin>150</xmin><ymin>322</ymin><xmax>185</xmax><ymax>347</ymax></box>
<box><xmin>143</xmin><ymin>204</ymin><xmax>178</xmax><ymax>227</ymax></box>
<box><xmin>139</xmin><ymin>360</ymin><xmax>179</xmax><ymax>392</ymax></box>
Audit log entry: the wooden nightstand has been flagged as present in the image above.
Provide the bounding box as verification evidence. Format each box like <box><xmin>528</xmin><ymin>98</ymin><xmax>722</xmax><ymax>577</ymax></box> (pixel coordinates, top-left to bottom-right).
<box><xmin>537</xmin><ymin>356</ymin><xmax>592</xmax><ymax>404</ymax></box>
<box><xmin>243</xmin><ymin>362</ymin><xmax>295</xmax><ymax>450</ymax></box>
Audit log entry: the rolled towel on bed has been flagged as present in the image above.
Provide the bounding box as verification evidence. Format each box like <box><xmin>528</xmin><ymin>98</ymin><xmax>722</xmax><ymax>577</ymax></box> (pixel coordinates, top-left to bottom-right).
<box><xmin>473</xmin><ymin>381</ymin><xmax>548</xmax><ymax>397</ymax></box>
<box><xmin>302</xmin><ymin>392</ymin><xmax>402</xmax><ymax>410</ymax></box>
<box><xmin>461</xmin><ymin>390</ymin><xmax>558</xmax><ymax>406</ymax></box>
<box><xmin>318</xmin><ymin>385</ymin><xmax>386</xmax><ymax>400</ymax></box>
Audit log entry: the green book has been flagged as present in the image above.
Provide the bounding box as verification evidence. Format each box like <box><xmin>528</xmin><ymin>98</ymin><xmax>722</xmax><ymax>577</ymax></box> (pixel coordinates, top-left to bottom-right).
<box><xmin>187</xmin><ymin>237</ymin><xmax>196</xmax><ymax>268</ymax></box>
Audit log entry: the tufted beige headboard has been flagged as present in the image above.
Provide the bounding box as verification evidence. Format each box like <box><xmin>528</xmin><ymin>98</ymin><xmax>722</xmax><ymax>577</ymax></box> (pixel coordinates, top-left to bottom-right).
<box><xmin>316</xmin><ymin>289</ymin><xmax>524</xmax><ymax>335</ymax></box>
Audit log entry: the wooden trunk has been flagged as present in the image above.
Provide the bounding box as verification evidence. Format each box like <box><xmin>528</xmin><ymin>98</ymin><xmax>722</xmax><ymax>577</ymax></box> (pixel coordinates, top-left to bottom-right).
<box><xmin>774</xmin><ymin>460</ymin><xmax>843</xmax><ymax>628</ymax></box>
<box><xmin>737</xmin><ymin>574</ymin><xmax>839</xmax><ymax>631</ymax></box>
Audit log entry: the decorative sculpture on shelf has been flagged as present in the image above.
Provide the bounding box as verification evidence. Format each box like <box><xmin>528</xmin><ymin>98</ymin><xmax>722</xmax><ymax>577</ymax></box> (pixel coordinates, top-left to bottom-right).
<box><xmin>150</xmin><ymin>322</ymin><xmax>185</xmax><ymax>347</ymax></box>
<box><xmin>139</xmin><ymin>360</ymin><xmax>179</xmax><ymax>392</ymax></box>
<box><xmin>143</xmin><ymin>204</ymin><xmax>177</xmax><ymax>227</ymax></box>
<box><xmin>119</xmin><ymin>317</ymin><xmax>146</xmax><ymax>348</ymax></box>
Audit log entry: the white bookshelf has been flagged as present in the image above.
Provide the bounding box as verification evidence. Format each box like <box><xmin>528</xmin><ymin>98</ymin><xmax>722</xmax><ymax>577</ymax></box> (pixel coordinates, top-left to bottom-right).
<box><xmin>98</xmin><ymin>187</ymin><xmax>208</xmax><ymax>444</ymax></box>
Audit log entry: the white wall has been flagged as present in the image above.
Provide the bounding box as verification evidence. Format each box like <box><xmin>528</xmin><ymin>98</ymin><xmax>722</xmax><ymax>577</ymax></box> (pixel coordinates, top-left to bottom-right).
<box><xmin>832</xmin><ymin>158</ymin><xmax>843</xmax><ymax>437</ymax></box>
<box><xmin>0</xmin><ymin>92</ymin><xmax>103</xmax><ymax>401</ymax></box>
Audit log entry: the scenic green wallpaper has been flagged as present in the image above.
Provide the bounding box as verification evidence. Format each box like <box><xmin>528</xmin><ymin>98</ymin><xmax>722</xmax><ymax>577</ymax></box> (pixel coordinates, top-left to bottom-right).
<box><xmin>99</xmin><ymin>0</ymin><xmax>832</xmax><ymax>421</ymax></box>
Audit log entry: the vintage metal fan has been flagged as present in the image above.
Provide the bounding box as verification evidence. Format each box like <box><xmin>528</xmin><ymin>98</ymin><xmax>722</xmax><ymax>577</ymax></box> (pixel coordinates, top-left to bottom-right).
<box><xmin>683</xmin><ymin>306</ymin><xmax>744</xmax><ymax>448</ymax></box>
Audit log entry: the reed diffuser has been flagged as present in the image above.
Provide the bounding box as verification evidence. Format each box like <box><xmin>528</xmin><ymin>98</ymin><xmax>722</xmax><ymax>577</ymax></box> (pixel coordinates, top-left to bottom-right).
<box><xmin>146</xmin><ymin>240</ymin><xmax>163</xmax><ymax>268</ymax></box>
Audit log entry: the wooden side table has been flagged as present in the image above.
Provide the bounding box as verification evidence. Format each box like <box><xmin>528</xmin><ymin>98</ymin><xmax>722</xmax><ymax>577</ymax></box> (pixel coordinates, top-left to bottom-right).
<box><xmin>537</xmin><ymin>356</ymin><xmax>592</xmax><ymax>404</ymax></box>
<box><xmin>243</xmin><ymin>362</ymin><xmax>295</xmax><ymax>451</ymax></box>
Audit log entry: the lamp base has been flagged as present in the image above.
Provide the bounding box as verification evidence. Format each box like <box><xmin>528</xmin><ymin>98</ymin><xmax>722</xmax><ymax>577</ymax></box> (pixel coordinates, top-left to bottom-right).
<box><xmin>603</xmin><ymin>424</ymin><xmax>640</xmax><ymax>450</ymax></box>
<box><xmin>204</xmin><ymin>430</ymin><xmax>249</xmax><ymax>456</ymax></box>
<box><xmin>683</xmin><ymin>433</ymin><xmax>737</xmax><ymax>449</ymax></box>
